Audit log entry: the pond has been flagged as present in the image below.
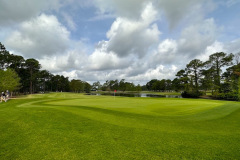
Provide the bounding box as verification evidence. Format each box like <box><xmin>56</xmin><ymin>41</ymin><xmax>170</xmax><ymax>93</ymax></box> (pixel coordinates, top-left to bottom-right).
<box><xmin>86</xmin><ymin>92</ymin><xmax>182</xmax><ymax>98</ymax></box>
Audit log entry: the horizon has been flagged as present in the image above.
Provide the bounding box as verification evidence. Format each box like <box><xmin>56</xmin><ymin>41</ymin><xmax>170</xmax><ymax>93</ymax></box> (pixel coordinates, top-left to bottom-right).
<box><xmin>0</xmin><ymin>0</ymin><xmax>239</xmax><ymax>84</ymax></box>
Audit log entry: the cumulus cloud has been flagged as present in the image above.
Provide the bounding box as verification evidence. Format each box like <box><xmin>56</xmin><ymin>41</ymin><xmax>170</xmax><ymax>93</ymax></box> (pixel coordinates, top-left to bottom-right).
<box><xmin>194</xmin><ymin>39</ymin><xmax>240</xmax><ymax>63</ymax></box>
<box><xmin>124</xmin><ymin>62</ymin><xmax>149</xmax><ymax>77</ymax></box>
<box><xmin>5</xmin><ymin>14</ymin><xmax>70</xmax><ymax>58</ymax></box>
<box><xmin>126</xmin><ymin>64</ymin><xmax>178</xmax><ymax>82</ymax></box>
<box><xmin>101</xmin><ymin>3</ymin><xmax>161</xmax><ymax>58</ymax></box>
<box><xmin>154</xmin><ymin>39</ymin><xmax>178</xmax><ymax>64</ymax></box>
<box><xmin>88</xmin><ymin>49</ymin><xmax>131</xmax><ymax>71</ymax></box>
<box><xmin>196</xmin><ymin>41</ymin><xmax>225</xmax><ymax>61</ymax></box>
<box><xmin>158</xmin><ymin>39</ymin><xmax>177</xmax><ymax>54</ymax></box>
<box><xmin>39</xmin><ymin>40</ymin><xmax>89</xmax><ymax>72</ymax></box>
<box><xmin>178</xmin><ymin>18</ymin><xmax>218</xmax><ymax>58</ymax></box>
<box><xmin>40</xmin><ymin>50</ymin><xmax>86</xmax><ymax>72</ymax></box>
<box><xmin>151</xmin><ymin>18</ymin><xmax>218</xmax><ymax>66</ymax></box>
<box><xmin>87</xmin><ymin>40</ymin><xmax>135</xmax><ymax>71</ymax></box>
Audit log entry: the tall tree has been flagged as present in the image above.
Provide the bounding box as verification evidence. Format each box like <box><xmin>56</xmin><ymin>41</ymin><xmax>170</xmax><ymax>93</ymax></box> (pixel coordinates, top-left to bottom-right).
<box><xmin>38</xmin><ymin>70</ymin><xmax>51</xmax><ymax>92</ymax></box>
<box><xmin>159</xmin><ymin>79</ymin><xmax>166</xmax><ymax>91</ymax></box>
<box><xmin>206</xmin><ymin>52</ymin><xmax>234</xmax><ymax>91</ymax></box>
<box><xmin>8</xmin><ymin>55</ymin><xmax>25</xmax><ymax>73</ymax></box>
<box><xmin>119</xmin><ymin>79</ymin><xmax>126</xmax><ymax>92</ymax></box>
<box><xmin>172</xmin><ymin>78</ymin><xmax>181</xmax><ymax>92</ymax></box>
<box><xmin>146</xmin><ymin>79</ymin><xmax>158</xmax><ymax>91</ymax></box>
<box><xmin>200</xmin><ymin>68</ymin><xmax>214</xmax><ymax>94</ymax></box>
<box><xmin>186</xmin><ymin>59</ymin><xmax>203</xmax><ymax>91</ymax></box>
<box><xmin>25</xmin><ymin>59</ymin><xmax>41</xmax><ymax>94</ymax></box>
<box><xmin>152</xmin><ymin>80</ymin><xmax>160</xmax><ymax>91</ymax></box>
<box><xmin>165</xmin><ymin>79</ymin><xmax>172</xmax><ymax>91</ymax></box>
<box><xmin>176</xmin><ymin>69</ymin><xmax>189</xmax><ymax>91</ymax></box>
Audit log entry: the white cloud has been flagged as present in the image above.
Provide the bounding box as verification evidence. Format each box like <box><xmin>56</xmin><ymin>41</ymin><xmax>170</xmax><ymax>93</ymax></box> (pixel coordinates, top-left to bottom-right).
<box><xmin>225</xmin><ymin>39</ymin><xmax>240</xmax><ymax>54</ymax></box>
<box><xmin>39</xmin><ymin>43</ymin><xmax>88</xmax><ymax>72</ymax></box>
<box><xmin>151</xmin><ymin>39</ymin><xmax>179</xmax><ymax>65</ymax></box>
<box><xmin>194</xmin><ymin>39</ymin><xmax>240</xmax><ymax>63</ymax></box>
<box><xmin>56</xmin><ymin>70</ymin><xmax>79</xmax><ymax>80</ymax></box>
<box><xmin>126</xmin><ymin>64</ymin><xmax>178</xmax><ymax>82</ymax></box>
<box><xmin>124</xmin><ymin>62</ymin><xmax>149</xmax><ymax>77</ymax></box>
<box><xmin>104</xmin><ymin>2</ymin><xmax>161</xmax><ymax>58</ymax></box>
<box><xmin>88</xmin><ymin>48</ymin><xmax>132</xmax><ymax>71</ymax></box>
<box><xmin>149</xmin><ymin>18</ymin><xmax>219</xmax><ymax>69</ymax></box>
<box><xmin>178</xmin><ymin>18</ymin><xmax>218</xmax><ymax>58</ymax></box>
<box><xmin>158</xmin><ymin>39</ymin><xmax>177</xmax><ymax>54</ymax></box>
<box><xmin>5</xmin><ymin>14</ymin><xmax>70</xmax><ymax>58</ymax></box>
<box><xmin>196</xmin><ymin>41</ymin><xmax>225</xmax><ymax>61</ymax></box>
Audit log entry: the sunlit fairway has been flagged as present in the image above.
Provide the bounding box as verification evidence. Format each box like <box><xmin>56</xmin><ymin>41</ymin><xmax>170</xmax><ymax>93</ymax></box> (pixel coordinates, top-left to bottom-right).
<box><xmin>1</xmin><ymin>93</ymin><xmax>240</xmax><ymax>159</ymax></box>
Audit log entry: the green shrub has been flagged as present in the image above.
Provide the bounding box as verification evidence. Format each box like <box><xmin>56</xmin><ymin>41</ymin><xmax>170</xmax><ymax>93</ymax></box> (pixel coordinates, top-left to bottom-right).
<box><xmin>213</xmin><ymin>92</ymin><xmax>238</xmax><ymax>101</ymax></box>
<box><xmin>181</xmin><ymin>91</ymin><xmax>204</xmax><ymax>98</ymax></box>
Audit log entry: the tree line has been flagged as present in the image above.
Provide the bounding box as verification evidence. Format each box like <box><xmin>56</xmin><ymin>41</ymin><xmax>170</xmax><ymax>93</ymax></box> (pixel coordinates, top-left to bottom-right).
<box><xmin>145</xmin><ymin>52</ymin><xmax>240</xmax><ymax>100</ymax></box>
<box><xmin>0</xmin><ymin>42</ymin><xmax>90</xmax><ymax>94</ymax></box>
<box><xmin>92</xmin><ymin>79</ymin><xmax>142</xmax><ymax>92</ymax></box>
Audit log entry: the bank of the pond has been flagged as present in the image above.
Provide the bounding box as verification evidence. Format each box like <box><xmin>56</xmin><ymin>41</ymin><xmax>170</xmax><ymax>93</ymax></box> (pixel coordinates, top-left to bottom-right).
<box><xmin>86</xmin><ymin>92</ymin><xmax>182</xmax><ymax>98</ymax></box>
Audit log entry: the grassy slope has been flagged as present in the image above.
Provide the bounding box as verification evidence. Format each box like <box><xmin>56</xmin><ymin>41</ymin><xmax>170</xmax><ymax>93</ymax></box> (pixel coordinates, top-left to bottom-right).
<box><xmin>0</xmin><ymin>93</ymin><xmax>240</xmax><ymax>160</ymax></box>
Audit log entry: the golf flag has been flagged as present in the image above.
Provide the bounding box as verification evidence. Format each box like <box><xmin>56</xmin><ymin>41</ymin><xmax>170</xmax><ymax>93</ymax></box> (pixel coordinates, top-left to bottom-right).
<box><xmin>114</xmin><ymin>90</ymin><xmax>117</xmax><ymax>92</ymax></box>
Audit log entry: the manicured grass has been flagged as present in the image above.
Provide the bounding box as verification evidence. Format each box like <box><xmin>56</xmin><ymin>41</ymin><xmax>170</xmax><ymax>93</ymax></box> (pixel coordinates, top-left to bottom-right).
<box><xmin>0</xmin><ymin>93</ymin><xmax>240</xmax><ymax>159</ymax></box>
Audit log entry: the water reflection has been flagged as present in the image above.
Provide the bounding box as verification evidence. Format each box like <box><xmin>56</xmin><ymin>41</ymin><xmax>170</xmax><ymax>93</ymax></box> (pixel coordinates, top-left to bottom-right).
<box><xmin>86</xmin><ymin>93</ymin><xmax>182</xmax><ymax>98</ymax></box>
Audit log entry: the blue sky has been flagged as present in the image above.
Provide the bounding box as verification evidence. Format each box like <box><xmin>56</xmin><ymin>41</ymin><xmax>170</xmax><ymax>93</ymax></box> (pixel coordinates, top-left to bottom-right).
<box><xmin>0</xmin><ymin>0</ymin><xmax>240</xmax><ymax>84</ymax></box>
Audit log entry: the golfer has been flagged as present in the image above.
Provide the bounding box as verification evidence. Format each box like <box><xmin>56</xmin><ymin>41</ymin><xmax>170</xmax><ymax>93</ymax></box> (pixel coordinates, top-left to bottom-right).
<box><xmin>1</xmin><ymin>92</ymin><xmax>6</xmax><ymax>102</ymax></box>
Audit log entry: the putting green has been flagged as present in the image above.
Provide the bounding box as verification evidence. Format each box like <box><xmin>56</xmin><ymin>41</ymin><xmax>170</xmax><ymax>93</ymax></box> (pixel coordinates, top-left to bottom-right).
<box><xmin>46</xmin><ymin>97</ymin><xmax>221</xmax><ymax>115</ymax></box>
<box><xmin>1</xmin><ymin>93</ymin><xmax>240</xmax><ymax>159</ymax></box>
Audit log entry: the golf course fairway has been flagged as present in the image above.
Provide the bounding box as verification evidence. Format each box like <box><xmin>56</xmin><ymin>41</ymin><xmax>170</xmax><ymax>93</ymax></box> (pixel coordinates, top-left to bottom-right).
<box><xmin>0</xmin><ymin>93</ymin><xmax>240</xmax><ymax>159</ymax></box>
